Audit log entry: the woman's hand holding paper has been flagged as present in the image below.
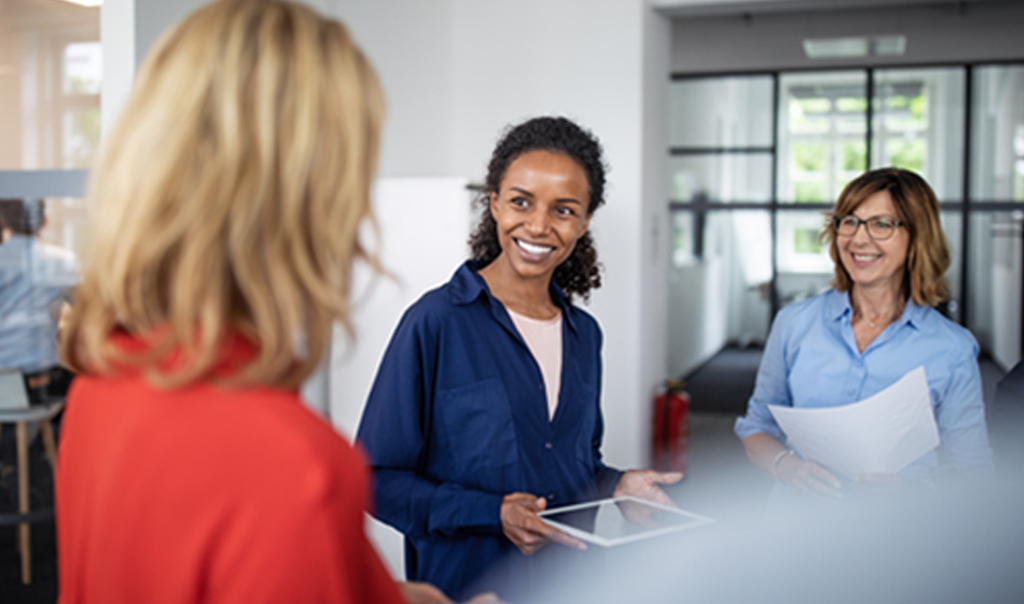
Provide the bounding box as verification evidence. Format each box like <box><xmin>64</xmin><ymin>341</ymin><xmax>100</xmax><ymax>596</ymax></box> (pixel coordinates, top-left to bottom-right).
<box><xmin>776</xmin><ymin>455</ymin><xmax>843</xmax><ymax>501</ymax></box>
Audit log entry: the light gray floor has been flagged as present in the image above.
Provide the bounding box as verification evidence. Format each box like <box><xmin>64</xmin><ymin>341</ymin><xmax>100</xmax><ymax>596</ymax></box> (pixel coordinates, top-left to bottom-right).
<box><xmin>665</xmin><ymin>412</ymin><xmax>772</xmax><ymax>522</ymax></box>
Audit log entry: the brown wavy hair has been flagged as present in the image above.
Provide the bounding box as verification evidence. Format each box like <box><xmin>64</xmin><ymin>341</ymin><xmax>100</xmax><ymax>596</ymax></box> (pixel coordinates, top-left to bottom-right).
<box><xmin>824</xmin><ymin>168</ymin><xmax>950</xmax><ymax>307</ymax></box>
<box><xmin>61</xmin><ymin>0</ymin><xmax>386</xmax><ymax>388</ymax></box>
<box><xmin>469</xmin><ymin>116</ymin><xmax>607</xmax><ymax>301</ymax></box>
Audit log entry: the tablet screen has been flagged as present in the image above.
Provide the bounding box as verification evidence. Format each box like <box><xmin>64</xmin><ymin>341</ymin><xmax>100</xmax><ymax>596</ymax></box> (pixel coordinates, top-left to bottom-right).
<box><xmin>538</xmin><ymin>496</ymin><xmax>713</xmax><ymax>547</ymax></box>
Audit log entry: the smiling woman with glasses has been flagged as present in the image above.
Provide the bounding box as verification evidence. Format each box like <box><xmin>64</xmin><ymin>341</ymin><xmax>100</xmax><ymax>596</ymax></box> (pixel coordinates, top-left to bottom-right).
<box><xmin>735</xmin><ymin>168</ymin><xmax>992</xmax><ymax>503</ymax></box>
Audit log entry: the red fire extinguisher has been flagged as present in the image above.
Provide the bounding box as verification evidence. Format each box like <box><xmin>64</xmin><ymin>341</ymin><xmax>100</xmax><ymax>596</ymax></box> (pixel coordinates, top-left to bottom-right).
<box><xmin>652</xmin><ymin>379</ymin><xmax>689</xmax><ymax>474</ymax></box>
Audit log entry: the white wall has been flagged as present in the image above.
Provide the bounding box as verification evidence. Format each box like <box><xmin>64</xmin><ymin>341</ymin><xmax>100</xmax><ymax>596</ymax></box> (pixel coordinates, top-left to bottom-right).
<box><xmin>100</xmin><ymin>0</ymin><xmax>139</xmax><ymax>137</ymax></box>
<box><xmin>332</xmin><ymin>0</ymin><xmax>455</xmax><ymax>178</ymax></box>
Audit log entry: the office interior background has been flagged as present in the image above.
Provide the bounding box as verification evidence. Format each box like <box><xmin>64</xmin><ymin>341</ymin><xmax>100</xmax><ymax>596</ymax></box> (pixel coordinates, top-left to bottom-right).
<box><xmin>1</xmin><ymin>0</ymin><xmax>1023</xmax><ymax>597</ymax></box>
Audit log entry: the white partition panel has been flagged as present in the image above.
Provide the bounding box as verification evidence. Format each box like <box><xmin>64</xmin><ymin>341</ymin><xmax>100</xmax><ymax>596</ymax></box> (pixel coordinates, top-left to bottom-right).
<box><xmin>326</xmin><ymin>177</ymin><xmax>472</xmax><ymax>437</ymax></box>
<box><xmin>325</xmin><ymin>177</ymin><xmax>471</xmax><ymax>578</ymax></box>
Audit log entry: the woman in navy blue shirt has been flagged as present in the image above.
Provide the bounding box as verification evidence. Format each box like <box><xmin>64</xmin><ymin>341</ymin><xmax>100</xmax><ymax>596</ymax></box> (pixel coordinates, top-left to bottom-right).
<box><xmin>357</xmin><ymin>117</ymin><xmax>681</xmax><ymax>600</ymax></box>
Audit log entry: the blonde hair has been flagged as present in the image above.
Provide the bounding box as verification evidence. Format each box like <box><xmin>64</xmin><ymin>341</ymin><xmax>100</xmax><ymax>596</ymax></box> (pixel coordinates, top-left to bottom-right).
<box><xmin>824</xmin><ymin>168</ymin><xmax>950</xmax><ymax>307</ymax></box>
<box><xmin>62</xmin><ymin>0</ymin><xmax>385</xmax><ymax>388</ymax></box>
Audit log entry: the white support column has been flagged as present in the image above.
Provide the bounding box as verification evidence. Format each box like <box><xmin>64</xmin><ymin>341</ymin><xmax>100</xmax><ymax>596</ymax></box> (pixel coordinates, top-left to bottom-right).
<box><xmin>100</xmin><ymin>0</ymin><xmax>135</xmax><ymax>138</ymax></box>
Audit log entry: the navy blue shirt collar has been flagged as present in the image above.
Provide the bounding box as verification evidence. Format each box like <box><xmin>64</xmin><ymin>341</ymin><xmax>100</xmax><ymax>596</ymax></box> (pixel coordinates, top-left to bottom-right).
<box><xmin>447</xmin><ymin>260</ymin><xmax>580</xmax><ymax>334</ymax></box>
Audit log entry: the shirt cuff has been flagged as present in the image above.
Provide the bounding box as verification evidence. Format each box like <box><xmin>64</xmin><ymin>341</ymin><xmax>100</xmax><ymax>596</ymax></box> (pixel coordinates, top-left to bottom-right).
<box><xmin>734</xmin><ymin>414</ymin><xmax>785</xmax><ymax>442</ymax></box>
<box><xmin>458</xmin><ymin>489</ymin><xmax>506</xmax><ymax>535</ymax></box>
<box><xmin>596</xmin><ymin>466</ymin><xmax>625</xmax><ymax>498</ymax></box>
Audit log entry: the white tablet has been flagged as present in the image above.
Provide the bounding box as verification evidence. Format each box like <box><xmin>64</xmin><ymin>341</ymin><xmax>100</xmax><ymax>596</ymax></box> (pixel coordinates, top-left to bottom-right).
<box><xmin>537</xmin><ymin>496</ymin><xmax>714</xmax><ymax>548</ymax></box>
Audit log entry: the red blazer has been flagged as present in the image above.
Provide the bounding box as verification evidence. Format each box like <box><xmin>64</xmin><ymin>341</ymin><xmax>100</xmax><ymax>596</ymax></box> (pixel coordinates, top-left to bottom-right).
<box><xmin>57</xmin><ymin>335</ymin><xmax>404</xmax><ymax>604</ymax></box>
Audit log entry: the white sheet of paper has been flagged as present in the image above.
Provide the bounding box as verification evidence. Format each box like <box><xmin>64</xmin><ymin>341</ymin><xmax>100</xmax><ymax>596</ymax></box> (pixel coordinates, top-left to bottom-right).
<box><xmin>768</xmin><ymin>366</ymin><xmax>940</xmax><ymax>477</ymax></box>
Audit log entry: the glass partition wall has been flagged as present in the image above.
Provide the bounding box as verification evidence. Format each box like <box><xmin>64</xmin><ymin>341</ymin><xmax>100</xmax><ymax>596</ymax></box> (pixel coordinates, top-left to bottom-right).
<box><xmin>669</xmin><ymin>62</ymin><xmax>1024</xmax><ymax>376</ymax></box>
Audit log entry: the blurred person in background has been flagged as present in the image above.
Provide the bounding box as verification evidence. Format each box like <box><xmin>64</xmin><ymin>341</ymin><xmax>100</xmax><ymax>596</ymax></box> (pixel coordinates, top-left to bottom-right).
<box><xmin>55</xmin><ymin>1</ymin><xmax>497</xmax><ymax>603</ymax></box>
<box><xmin>735</xmin><ymin>168</ymin><xmax>992</xmax><ymax>502</ymax></box>
<box><xmin>0</xmin><ymin>198</ymin><xmax>78</xmax><ymax>403</ymax></box>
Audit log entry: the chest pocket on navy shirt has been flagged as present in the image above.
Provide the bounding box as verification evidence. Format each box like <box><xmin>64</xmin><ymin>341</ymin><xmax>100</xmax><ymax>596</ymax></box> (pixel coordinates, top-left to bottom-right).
<box><xmin>437</xmin><ymin>377</ymin><xmax>519</xmax><ymax>489</ymax></box>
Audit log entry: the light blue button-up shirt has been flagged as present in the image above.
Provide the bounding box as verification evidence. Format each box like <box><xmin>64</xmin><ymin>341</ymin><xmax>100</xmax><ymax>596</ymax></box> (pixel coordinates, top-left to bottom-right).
<box><xmin>735</xmin><ymin>289</ymin><xmax>993</xmax><ymax>478</ymax></box>
<box><xmin>0</xmin><ymin>235</ymin><xmax>78</xmax><ymax>372</ymax></box>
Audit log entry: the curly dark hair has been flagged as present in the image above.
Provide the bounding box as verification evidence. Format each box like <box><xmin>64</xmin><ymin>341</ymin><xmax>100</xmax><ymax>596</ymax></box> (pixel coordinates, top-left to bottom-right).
<box><xmin>469</xmin><ymin>116</ymin><xmax>607</xmax><ymax>301</ymax></box>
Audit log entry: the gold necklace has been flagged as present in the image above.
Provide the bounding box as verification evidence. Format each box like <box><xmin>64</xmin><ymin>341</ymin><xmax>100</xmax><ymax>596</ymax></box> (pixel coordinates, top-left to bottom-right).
<box><xmin>854</xmin><ymin>299</ymin><xmax>904</xmax><ymax>329</ymax></box>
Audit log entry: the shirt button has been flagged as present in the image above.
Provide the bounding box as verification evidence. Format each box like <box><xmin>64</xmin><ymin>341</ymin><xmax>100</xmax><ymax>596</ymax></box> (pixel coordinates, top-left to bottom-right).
<box><xmin>545</xmin><ymin>441</ymin><xmax>553</xmax><ymax>450</ymax></box>
<box><xmin>848</xmin><ymin>389</ymin><xmax>855</xmax><ymax>395</ymax></box>
<box><xmin>548</xmin><ymin>493</ymin><xmax>556</xmax><ymax>501</ymax></box>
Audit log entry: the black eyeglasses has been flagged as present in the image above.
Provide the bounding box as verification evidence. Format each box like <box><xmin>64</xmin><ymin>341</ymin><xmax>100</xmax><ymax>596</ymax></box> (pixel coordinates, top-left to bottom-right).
<box><xmin>832</xmin><ymin>214</ymin><xmax>904</xmax><ymax>241</ymax></box>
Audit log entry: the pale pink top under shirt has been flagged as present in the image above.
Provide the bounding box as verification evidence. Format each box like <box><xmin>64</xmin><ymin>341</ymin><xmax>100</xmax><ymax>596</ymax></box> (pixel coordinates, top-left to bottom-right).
<box><xmin>507</xmin><ymin>308</ymin><xmax>563</xmax><ymax>421</ymax></box>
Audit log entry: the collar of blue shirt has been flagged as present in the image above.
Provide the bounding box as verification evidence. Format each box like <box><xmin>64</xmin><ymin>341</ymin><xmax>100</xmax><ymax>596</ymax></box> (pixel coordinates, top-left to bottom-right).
<box><xmin>826</xmin><ymin>288</ymin><xmax>925</xmax><ymax>331</ymax></box>
<box><xmin>446</xmin><ymin>260</ymin><xmax>580</xmax><ymax>335</ymax></box>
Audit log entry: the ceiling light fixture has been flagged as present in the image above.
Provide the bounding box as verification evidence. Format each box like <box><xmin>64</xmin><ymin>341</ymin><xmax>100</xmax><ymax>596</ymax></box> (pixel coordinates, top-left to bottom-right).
<box><xmin>872</xmin><ymin>35</ymin><xmax>907</xmax><ymax>56</ymax></box>
<box><xmin>803</xmin><ymin>35</ymin><xmax>907</xmax><ymax>60</ymax></box>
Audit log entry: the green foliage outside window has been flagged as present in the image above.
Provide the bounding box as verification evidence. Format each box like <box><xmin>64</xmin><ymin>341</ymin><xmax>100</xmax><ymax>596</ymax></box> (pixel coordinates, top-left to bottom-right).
<box><xmin>66</xmin><ymin>109</ymin><xmax>100</xmax><ymax>169</ymax></box>
<box><xmin>675</xmin><ymin>221</ymin><xmax>688</xmax><ymax>251</ymax></box>
<box><xmin>797</xmin><ymin>98</ymin><xmax>831</xmax><ymax>114</ymax></box>
<box><xmin>794</xmin><ymin>142</ymin><xmax>826</xmax><ymax>172</ymax></box>
<box><xmin>887</xmin><ymin>138</ymin><xmax>926</xmax><ymax>173</ymax></box>
<box><xmin>886</xmin><ymin>95</ymin><xmax>910</xmax><ymax>110</ymax></box>
<box><xmin>836</xmin><ymin>174</ymin><xmax>858</xmax><ymax>196</ymax></box>
<box><xmin>794</xmin><ymin>228</ymin><xmax>823</xmax><ymax>254</ymax></box>
<box><xmin>842</xmin><ymin>142</ymin><xmax>866</xmax><ymax>171</ymax></box>
<box><xmin>66</xmin><ymin>76</ymin><xmax>96</xmax><ymax>95</ymax></box>
<box><xmin>836</xmin><ymin>97</ymin><xmax>867</xmax><ymax>113</ymax></box>
<box><xmin>909</xmin><ymin>95</ymin><xmax>926</xmax><ymax>120</ymax></box>
<box><xmin>789</xmin><ymin>99</ymin><xmax>831</xmax><ymax>134</ymax></box>
<box><xmin>883</xmin><ymin>94</ymin><xmax>927</xmax><ymax>122</ymax></box>
<box><xmin>885</xmin><ymin>116</ymin><xmax>924</xmax><ymax>132</ymax></box>
<box><xmin>795</xmin><ymin>181</ymin><xmax>826</xmax><ymax>203</ymax></box>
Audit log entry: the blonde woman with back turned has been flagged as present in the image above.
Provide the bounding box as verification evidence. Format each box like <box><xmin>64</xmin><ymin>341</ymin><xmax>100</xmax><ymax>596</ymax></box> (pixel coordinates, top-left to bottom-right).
<box><xmin>56</xmin><ymin>2</ymin><xmax>496</xmax><ymax>603</ymax></box>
